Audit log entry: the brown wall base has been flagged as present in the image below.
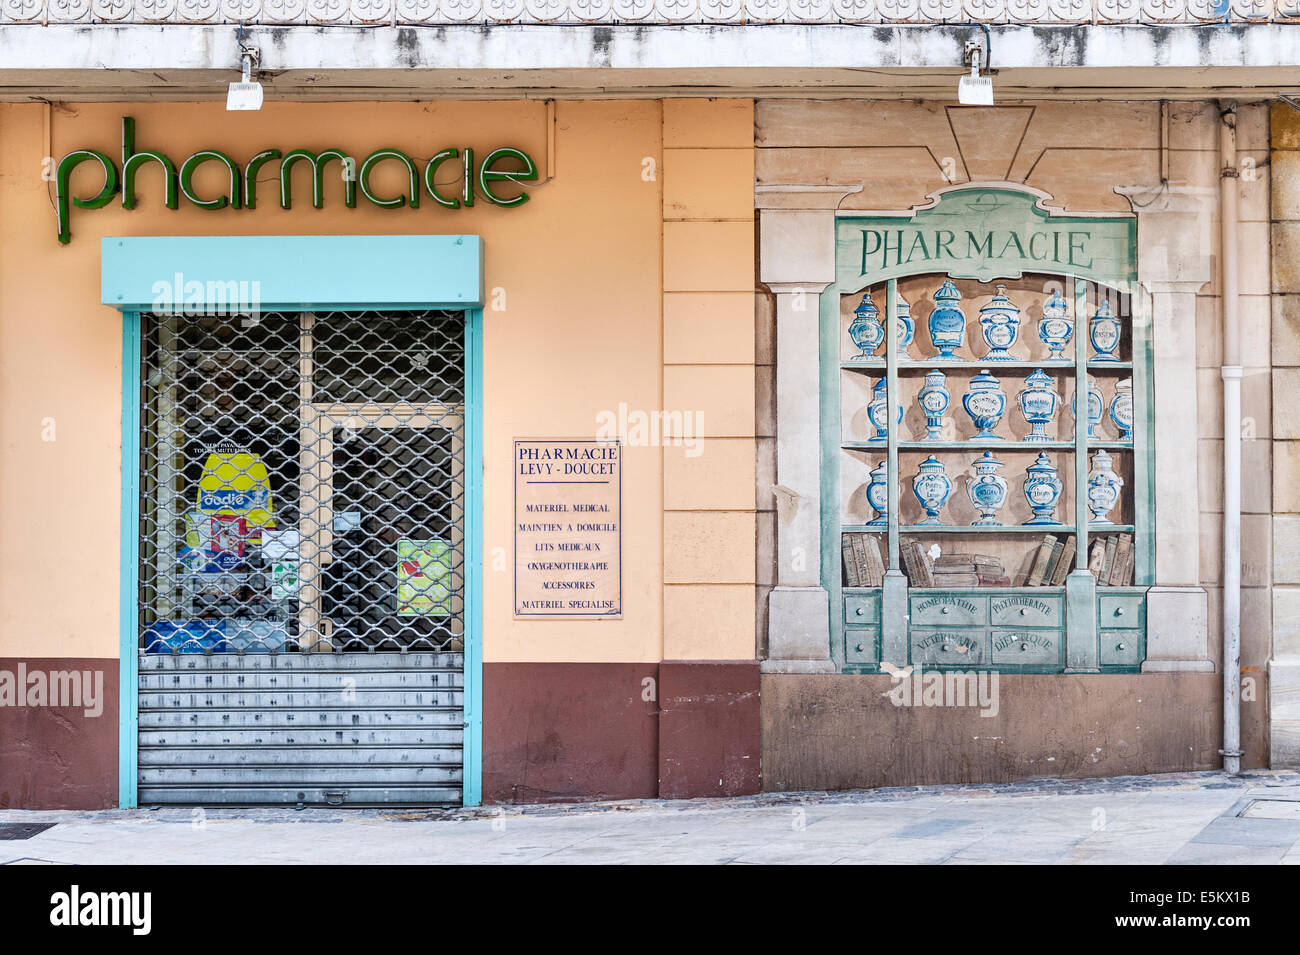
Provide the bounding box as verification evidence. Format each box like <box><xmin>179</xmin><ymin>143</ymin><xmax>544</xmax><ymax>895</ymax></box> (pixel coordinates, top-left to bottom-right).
<box><xmin>0</xmin><ymin>657</ymin><xmax>118</xmax><ymax>809</ymax></box>
<box><xmin>760</xmin><ymin>672</ymin><xmax>1251</xmax><ymax>793</ymax></box>
<box><xmin>483</xmin><ymin>661</ymin><xmax>761</xmax><ymax>804</ymax></box>
<box><xmin>483</xmin><ymin>662</ymin><xmax>659</xmax><ymax>804</ymax></box>
<box><xmin>659</xmin><ymin>661</ymin><xmax>761</xmax><ymax>799</ymax></box>
<box><xmin>11</xmin><ymin>659</ymin><xmax>1244</xmax><ymax>806</ymax></box>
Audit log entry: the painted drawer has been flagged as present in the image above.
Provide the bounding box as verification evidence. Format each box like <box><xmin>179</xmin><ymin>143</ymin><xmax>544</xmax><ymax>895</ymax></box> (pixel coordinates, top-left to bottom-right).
<box><xmin>844</xmin><ymin>594</ymin><xmax>880</xmax><ymax>626</ymax></box>
<box><xmin>990</xmin><ymin>593</ymin><xmax>1063</xmax><ymax>629</ymax></box>
<box><xmin>909</xmin><ymin>593</ymin><xmax>987</xmax><ymax>627</ymax></box>
<box><xmin>1099</xmin><ymin>629</ymin><xmax>1142</xmax><ymax>667</ymax></box>
<box><xmin>844</xmin><ymin>628</ymin><xmax>879</xmax><ymax>665</ymax></box>
<box><xmin>1099</xmin><ymin>593</ymin><xmax>1145</xmax><ymax>629</ymax></box>
<box><xmin>910</xmin><ymin>628</ymin><xmax>986</xmax><ymax>667</ymax></box>
<box><xmin>991</xmin><ymin>628</ymin><xmax>1064</xmax><ymax>666</ymax></box>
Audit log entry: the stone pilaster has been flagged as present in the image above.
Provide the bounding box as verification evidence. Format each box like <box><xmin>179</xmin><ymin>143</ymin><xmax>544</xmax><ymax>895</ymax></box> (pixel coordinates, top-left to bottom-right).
<box><xmin>757</xmin><ymin>188</ymin><xmax>859</xmax><ymax>673</ymax></box>
<box><xmin>1118</xmin><ymin>184</ymin><xmax>1215</xmax><ymax>672</ymax></box>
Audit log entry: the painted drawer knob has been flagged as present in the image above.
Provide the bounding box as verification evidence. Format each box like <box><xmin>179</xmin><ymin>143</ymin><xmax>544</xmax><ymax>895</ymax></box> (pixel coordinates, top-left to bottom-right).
<box><xmin>941</xmin><ymin>643</ymin><xmax>952</xmax><ymax>652</ymax></box>
<box><xmin>856</xmin><ymin>607</ymin><xmax>865</xmax><ymax>616</ymax></box>
<box><xmin>941</xmin><ymin>607</ymin><xmax>950</xmax><ymax>614</ymax></box>
<box><xmin>1019</xmin><ymin>607</ymin><xmax>1028</xmax><ymax>616</ymax></box>
<box><xmin>855</xmin><ymin>643</ymin><xmax>865</xmax><ymax>653</ymax></box>
<box><xmin>1115</xmin><ymin>607</ymin><xmax>1125</xmax><ymax>616</ymax></box>
<box><xmin>1019</xmin><ymin>642</ymin><xmax>1029</xmax><ymax>651</ymax></box>
<box><xmin>1117</xmin><ymin>643</ymin><xmax>1127</xmax><ymax>651</ymax></box>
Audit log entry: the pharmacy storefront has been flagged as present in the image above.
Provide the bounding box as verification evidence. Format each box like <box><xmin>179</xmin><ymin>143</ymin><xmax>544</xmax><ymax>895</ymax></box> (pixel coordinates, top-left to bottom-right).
<box><xmin>0</xmin><ymin>95</ymin><xmax>1279</xmax><ymax>810</ymax></box>
<box><xmin>0</xmin><ymin>99</ymin><xmax>763</xmax><ymax>809</ymax></box>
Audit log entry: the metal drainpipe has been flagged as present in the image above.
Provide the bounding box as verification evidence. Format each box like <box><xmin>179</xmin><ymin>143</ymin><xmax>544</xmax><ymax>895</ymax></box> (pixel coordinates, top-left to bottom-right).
<box><xmin>1219</xmin><ymin>103</ymin><xmax>1244</xmax><ymax>775</ymax></box>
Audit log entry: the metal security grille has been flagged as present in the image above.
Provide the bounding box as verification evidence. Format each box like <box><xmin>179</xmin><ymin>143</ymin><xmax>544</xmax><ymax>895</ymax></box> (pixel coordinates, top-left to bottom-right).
<box><xmin>135</xmin><ymin>310</ymin><xmax>467</xmax><ymax>806</ymax></box>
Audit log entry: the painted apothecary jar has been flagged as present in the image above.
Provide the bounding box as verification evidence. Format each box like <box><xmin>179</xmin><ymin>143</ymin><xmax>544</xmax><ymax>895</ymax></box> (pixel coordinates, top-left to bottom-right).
<box><xmin>1023</xmin><ymin>452</ymin><xmax>1063</xmax><ymax>525</ymax></box>
<box><xmin>968</xmin><ymin>451</ymin><xmax>1008</xmax><ymax>526</ymax></box>
<box><xmin>895</xmin><ymin>292</ymin><xmax>915</xmax><ymax>356</ymax></box>
<box><xmin>928</xmin><ymin>281</ymin><xmax>966</xmax><ymax>359</ymax></box>
<box><xmin>962</xmin><ymin>370</ymin><xmax>1007</xmax><ymax>440</ymax></box>
<box><xmin>1038</xmin><ymin>287</ymin><xmax>1074</xmax><ymax>360</ymax></box>
<box><xmin>1017</xmin><ymin>368</ymin><xmax>1060</xmax><ymax>442</ymax></box>
<box><xmin>849</xmin><ymin>291</ymin><xmax>886</xmax><ymax>360</ymax></box>
<box><xmin>913</xmin><ymin>455</ymin><xmax>952</xmax><ymax>525</ymax></box>
<box><xmin>977</xmin><ymin>284</ymin><xmax>1022</xmax><ymax>361</ymax></box>
<box><xmin>866</xmin><ymin>460</ymin><xmax>889</xmax><ymax>526</ymax></box>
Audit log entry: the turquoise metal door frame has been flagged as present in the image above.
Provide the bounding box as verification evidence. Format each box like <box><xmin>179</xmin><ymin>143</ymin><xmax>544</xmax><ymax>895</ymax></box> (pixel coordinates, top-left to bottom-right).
<box><xmin>107</xmin><ymin>235</ymin><xmax>485</xmax><ymax>808</ymax></box>
<box><xmin>119</xmin><ymin>310</ymin><xmax>142</xmax><ymax>808</ymax></box>
<box><xmin>462</xmin><ymin>307</ymin><xmax>484</xmax><ymax>807</ymax></box>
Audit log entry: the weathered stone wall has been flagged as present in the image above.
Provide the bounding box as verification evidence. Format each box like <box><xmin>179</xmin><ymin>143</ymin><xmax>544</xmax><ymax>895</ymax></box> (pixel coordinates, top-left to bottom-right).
<box><xmin>1270</xmin><ymin>102</ymin><xmax>1300</xmax><ymax>767</ymax></box>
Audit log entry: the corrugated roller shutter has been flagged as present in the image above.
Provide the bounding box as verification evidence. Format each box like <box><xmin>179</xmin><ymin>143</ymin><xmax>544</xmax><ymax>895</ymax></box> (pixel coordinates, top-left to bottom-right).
<box><xmin>138</xmin><ymin>652</ymin><xmax>463</xmax><ymax>806</ymax></box>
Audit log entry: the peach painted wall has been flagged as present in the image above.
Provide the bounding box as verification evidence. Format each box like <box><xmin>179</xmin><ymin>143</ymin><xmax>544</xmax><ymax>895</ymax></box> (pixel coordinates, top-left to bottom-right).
<box><xmin>0</xmin><ymin>98</ymin><xmax>757</xmax><ymax>664</ymax></box>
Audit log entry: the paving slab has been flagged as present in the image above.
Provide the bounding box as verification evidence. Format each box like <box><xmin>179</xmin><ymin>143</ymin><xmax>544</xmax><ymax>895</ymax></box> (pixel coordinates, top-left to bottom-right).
<box><xmin>2</xmin><ymin>770</ymin><xmax>1298</xmax><ymax>865</ymax></box>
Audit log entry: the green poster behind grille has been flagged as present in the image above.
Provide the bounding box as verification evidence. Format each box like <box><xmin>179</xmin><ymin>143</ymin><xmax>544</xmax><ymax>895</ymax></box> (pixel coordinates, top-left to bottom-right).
<box><xmin>396</xmin><ymin>539</ymin><xmax>453</xmax><ymax>616</ymax></box>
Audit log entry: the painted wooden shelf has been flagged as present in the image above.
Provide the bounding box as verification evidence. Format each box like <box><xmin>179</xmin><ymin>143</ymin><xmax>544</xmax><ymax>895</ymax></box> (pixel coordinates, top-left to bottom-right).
<box><xmin>842</xmin><ymin>523</ymin><xmax>1134</xmax><ymax>533</ymax></box>
<box><xmin>905</xmin><ymin>585</ymin><xmax>1066</xmax><ymax>593</ymax></box>
<box><xmin>896</xmin><ymin>440</ymin><xmax>1075</xmax><ymax>451</ymax></box>
<box><xmin>841</xmin><ymin>359</ymin><xmax>1076</xmax><ymax>371</ymax></box>
<box><xmin>840</xmin><ymin>359</ymin><xmax>1134</xmax><ymax>372</ymax></box>
<box><xmin>843</xmin><ymin>440</ymin><xmax>1128</xmax><ymax>451</ymax></box>
<box><xmin>842</xmin><ymin>524</ymin><xmax>1079</xmax><ymax>534</ymax></box>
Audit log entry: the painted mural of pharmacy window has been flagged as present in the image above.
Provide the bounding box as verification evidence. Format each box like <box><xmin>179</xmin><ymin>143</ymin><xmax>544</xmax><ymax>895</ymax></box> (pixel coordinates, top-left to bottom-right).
<box><xmin>135</xmin><ymin>310</ymin><xmax>467</xmax><ymax>654</ymax></box>
<box><xmin>826</xmin><ymin>187</ymin><xmax>1149</xmax><ymax>675</ymax></box>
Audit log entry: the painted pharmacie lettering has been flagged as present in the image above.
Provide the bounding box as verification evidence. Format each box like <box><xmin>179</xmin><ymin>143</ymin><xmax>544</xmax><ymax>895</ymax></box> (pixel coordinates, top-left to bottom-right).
<box><xmin>53</xmin><ymin>117</ymin><xmax>538</xmax><ymax>242</ymax></box>
<box><xmin>860</xmin><ymin>227</ymin><xmax>1094</xmax><ymax>271</ymax></box>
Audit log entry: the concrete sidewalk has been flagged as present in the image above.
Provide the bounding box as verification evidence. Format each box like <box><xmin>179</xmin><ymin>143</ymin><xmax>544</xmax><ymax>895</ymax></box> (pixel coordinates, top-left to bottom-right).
<box><xmin>4</xmin><ymin>771</ymin><xmax>1300</xmax><ymax>865</ymax></box>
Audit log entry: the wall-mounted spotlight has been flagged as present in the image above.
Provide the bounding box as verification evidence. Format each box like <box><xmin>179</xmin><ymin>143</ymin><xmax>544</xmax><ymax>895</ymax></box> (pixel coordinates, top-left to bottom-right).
<box><xmin>958</xmin><ymin>28</ymin><xmax>993</xmax><ymax>106</ymax></box>
<box><xmin>226</xmin><ymin>31</ymin><xmax>263</xmax><ymax>111</ymax></box>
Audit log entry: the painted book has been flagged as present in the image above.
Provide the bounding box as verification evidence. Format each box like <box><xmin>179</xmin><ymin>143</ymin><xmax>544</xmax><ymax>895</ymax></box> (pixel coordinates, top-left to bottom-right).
<box><xmin>850</xmin><ymin>533</ymin><xmax>873</xmax><ymax>588</ymax></box>
<box><xmin>1099</xmin><ymin>535</ymin><xmax>1119</xmax><ymax>585</ymax></box>
<box><xmin>1041</xmin><ymin>538</ymin><xmax>1066</xmax><ymax>586</ymax></box>
<box><xmin>1027</xmin><ymin>534</ymin><xmax>1056</xmax><ymax>586</ymax></box>
<box><xmin>842</xmin><ymin>535</ymin><xmax>860</xmax><ymax>587</ymax></box>
<box><xmin>1049</xmin><ymin>536</ymin><xmax>1077</xmax><ymax>587</ymax></box>
<box><xmin>861</xmin><ymin>534</ymin><xmax>886</xmax><ymax>587</ymax></box>
<box><xmin>1110</xmin><ymin>534</ymin><xmax>1133</xmax><ymax>587</ymax></box>
<box><xmin>1088</xmin><ymin>539</ymin><xmax>1107</xmax><ymax>577</ymax></box>
<box><xmin>932</xmin><ymin>572</ymin><xmax>980</xmax><ymax>586</ymax></box>
<box><xmin>900</xmin><ymin>541</ymin><xmax>921</xmax><ymax>587</ymax></box>
<box><xmin>917</xmin><ymin>544</ymin><xmax>935</xmax><ymax>588</ymax></box>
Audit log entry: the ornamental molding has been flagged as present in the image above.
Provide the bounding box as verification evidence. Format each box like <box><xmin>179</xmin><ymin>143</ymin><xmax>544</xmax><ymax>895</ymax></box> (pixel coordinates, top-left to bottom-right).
<box><xmin>0</xmin><ymin>0</ymin><xmax>1295</xmax><ymax>20</ymax></box>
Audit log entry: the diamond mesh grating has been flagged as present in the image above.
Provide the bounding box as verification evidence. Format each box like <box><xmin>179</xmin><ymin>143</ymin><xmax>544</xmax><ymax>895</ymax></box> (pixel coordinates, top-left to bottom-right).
<box><xmin>138</xmin><ymin>310</ymin><xmax>466</xmax><ymax>654</ymax></box>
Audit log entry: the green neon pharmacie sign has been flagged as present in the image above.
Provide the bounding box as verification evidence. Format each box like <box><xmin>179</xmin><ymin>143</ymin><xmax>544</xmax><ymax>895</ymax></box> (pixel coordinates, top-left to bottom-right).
<box><xmin>54</xmin><ymin>117</ymin><xmax>538</xmax><ymax>243</ymax></box>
